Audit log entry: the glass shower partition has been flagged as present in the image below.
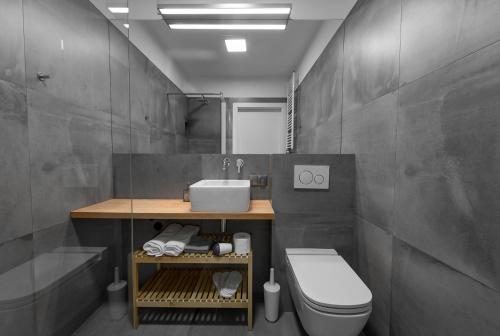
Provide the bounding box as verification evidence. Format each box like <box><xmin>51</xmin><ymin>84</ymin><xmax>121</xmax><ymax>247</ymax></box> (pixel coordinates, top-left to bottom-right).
<box><xmin>0</xmin><ymin>0</ymin><xmax>134</xmax><ymax>335</ymax></box>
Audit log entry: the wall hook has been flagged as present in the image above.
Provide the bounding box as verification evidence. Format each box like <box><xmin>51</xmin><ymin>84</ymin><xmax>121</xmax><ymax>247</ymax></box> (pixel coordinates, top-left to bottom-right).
<box><xmin>37</xmin><ymin>72</ymin><xmax>51</xmax><ymax>81</ymax></box>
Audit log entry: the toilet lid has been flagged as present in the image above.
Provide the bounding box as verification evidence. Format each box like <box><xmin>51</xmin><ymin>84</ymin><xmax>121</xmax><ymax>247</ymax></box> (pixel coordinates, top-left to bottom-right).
<box><xmin>287</xmin><ymin>252</ymin><xmax>372</xmax><ymax>309</ymax></box>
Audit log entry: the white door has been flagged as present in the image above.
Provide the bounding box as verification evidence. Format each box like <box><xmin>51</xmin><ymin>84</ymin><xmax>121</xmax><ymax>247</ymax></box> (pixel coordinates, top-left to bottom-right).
<box><xmin>232</xmin><ymin>102</ymin><xmax>286</xmax><ymax>154</ymax></box>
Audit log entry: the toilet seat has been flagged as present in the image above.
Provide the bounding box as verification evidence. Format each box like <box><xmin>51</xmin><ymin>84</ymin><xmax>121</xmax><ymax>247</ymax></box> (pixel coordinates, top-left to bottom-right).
<box><xmin>286</xmin><ymin>249</ymin><xmax>372</xmax><ymax>314</ymax></box>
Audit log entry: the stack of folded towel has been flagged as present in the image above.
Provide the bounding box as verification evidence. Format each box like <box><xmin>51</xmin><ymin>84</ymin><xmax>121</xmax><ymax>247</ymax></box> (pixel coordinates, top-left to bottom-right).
<box><xmin>142</xmin><ymin>224</ymin><xmax>199</xmax><ymax>257</ymax></box>
<box><xmin>184</xmin><ymin>236</ymin><xmax>214</xmax><ymax>254</ymax></box>
<box><xmin>142</xmin><ymin>223</ymin><xmax>182</xmax><ymax>257</ymax></box>
<box><xmin>212</xmin><ymin>271</ymin><xmax>242</xmax><ymax>299</ymax></box>
<box><xmin>164</xmin><ymin>225</ymin><xmax>200</xmax><ymax>256</ymax></box>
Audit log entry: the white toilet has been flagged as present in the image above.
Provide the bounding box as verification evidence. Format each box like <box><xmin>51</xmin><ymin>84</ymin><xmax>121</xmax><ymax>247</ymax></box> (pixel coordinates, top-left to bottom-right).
<box><xmin>286</xmin><ymin>248</ymin><xmax>372</xmax><ymax>336</ymax></box>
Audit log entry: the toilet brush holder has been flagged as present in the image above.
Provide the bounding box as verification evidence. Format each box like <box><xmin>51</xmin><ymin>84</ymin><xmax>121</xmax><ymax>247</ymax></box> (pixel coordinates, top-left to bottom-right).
<box><xmin>263</xmin><ymin>267</ymin><xmax>280</xmax><ymax>322</ymax></box>
<box><xmin>107</xmin><ymin>266</ymin><xmax>127</xmax><ymax>321</ymax></box>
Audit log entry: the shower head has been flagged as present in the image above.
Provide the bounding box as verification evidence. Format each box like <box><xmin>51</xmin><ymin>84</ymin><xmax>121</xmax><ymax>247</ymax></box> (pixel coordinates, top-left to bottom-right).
<box><xmin>197</xmin><ymin>95</ymin><xmax>209</xmax><ymax>105</ymax></box>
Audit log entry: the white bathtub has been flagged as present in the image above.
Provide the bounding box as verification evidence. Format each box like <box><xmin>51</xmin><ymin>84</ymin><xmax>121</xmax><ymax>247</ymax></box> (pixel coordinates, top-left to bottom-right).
<box><xmin>0</xmin><ymin>247</ymin><xmax>108</xmax><ymax>336</ymax></box>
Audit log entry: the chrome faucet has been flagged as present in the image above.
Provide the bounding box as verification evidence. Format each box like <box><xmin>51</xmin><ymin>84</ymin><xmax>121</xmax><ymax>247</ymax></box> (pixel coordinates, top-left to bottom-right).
<box><xmin>222</xmin><ymin>158</ymin><xmax>231</xmax><ymax>171</ymax></box>
<box><xmin>236</xmin><ymin>158</ymin><xmax>244</xmax><ymax>174</ymax></box>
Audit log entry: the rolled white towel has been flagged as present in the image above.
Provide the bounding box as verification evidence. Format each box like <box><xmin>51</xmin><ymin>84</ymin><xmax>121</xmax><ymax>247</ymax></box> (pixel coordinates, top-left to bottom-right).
<box><xmin>212</xmin><ymin>271</ymin><xmax>242</xmax><ymax>299</ymax></box>
<box><xmin>163</xmin><ymin>225</ymin><xmax>200</xmax><ymax>256</ymax></box>
<box><xmin>142</xmin><ymin>224</ymin><xmax>182</xmax><ymax>256</ymax></box>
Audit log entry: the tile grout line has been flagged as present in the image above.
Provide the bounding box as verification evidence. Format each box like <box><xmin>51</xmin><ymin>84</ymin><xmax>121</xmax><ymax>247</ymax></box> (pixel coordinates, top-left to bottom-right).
<box><xmin>339</xmin><ymin>23</ymin><xmax>346</xmax><ymax>155</ymax></box>
<box><xmin>388</xmin><ymin>0</ymin><xmax>405</xmax><ymax>333</ymax></box>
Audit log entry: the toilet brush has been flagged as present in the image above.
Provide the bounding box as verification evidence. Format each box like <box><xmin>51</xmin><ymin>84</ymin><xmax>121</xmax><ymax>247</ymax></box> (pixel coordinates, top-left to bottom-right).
<box><xmin>263</xmin><ymin>267</ymin><xmax>280</xmax><ymax>322</ymax></box>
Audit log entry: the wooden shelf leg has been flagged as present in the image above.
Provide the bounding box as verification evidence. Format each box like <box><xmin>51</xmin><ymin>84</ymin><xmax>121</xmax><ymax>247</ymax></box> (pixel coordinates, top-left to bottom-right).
<box><xmin>248</xmin><ymin>253</ymin><xmax>253</xmax><ymax>331</ymax></box>
<box><xmin>131</xmin><ymin>256</ymin><xmax>139</xmax><ymax>329</ymax></box>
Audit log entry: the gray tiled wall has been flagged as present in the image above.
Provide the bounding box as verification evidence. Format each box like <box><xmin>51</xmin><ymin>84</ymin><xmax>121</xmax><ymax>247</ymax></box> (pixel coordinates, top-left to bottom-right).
<box><xmin>296</xmin><ymin>0</ymin><xmax>500</xmax><ymax>335</ymax></box>
<box><xmin>186</xmin><ymin>98</ymin><xmax>221</xmax><ymax>154</ymax></box>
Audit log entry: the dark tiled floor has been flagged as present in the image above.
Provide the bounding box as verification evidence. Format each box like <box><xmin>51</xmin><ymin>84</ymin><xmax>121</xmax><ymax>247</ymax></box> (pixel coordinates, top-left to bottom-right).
<box><xmin>73</xmin><ymin>302</ymin><xmax>307</xmax><ymax>336</ymax></box>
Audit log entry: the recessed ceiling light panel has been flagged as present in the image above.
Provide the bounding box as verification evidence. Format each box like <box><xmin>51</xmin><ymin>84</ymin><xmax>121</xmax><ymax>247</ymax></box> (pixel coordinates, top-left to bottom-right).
<box><xmin>225</xmin><ymin>39</ymin><xmax>247</xmax><ymax>52</ymax></box>
<box><xmin>108</xmin><ymin>7</ymin><xmax>129</xmax><ymax>14</ymax></box>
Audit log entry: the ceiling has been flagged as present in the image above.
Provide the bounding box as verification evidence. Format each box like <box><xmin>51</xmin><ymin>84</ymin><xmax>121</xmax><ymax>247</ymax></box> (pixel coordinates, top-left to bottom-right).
<box><xmin>90</xmin><ymin>0</ymin><xmax>356</xmax><ymax>87</ymax></box>
<box><xmin>142</xmin><ymin>19</ymin><xmax>322</xmax><ymax>79</ymax></box>
<box><xmin>97</xmin><ymin>0</ymin><xmax>356</xmax><ymax>20</ymax></box>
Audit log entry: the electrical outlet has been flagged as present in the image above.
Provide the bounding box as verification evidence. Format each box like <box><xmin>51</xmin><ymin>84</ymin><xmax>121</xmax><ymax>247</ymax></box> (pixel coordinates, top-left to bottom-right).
<box><xmin>250</xmin><ymin>174</ymin><xmax>268</xmax><ymax>187</ymax></box>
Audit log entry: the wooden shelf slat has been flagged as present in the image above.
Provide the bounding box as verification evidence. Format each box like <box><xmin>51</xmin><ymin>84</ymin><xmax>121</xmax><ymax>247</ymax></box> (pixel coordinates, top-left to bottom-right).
<box><xmin>70</xmin><ymin>199</ymin><xmax>275</xmax><ymax>220</ymax></box>
<box><xmin>136</xmin><ymin>269</ymin><xmax>248</xmax><ymax>309</ymax></box>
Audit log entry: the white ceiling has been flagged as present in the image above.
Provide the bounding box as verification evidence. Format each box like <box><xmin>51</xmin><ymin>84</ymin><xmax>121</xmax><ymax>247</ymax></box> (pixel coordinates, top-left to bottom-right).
<box><xmin>142</xmin><ymin>19</ymin><xmax>322</xmax><ymax>79</ymax></box>
<box><xmin>90</xmin><ymin>0</ymin><xmax>357</xmax><ymax>91</ymax></box>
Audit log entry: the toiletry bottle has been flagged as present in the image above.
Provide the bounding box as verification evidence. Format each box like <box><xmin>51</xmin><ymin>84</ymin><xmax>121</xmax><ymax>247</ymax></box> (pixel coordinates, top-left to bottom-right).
<box><xmin>183</xmin><ymin>184</ymin><xmax>190</xmax><ymax>202</ymax></box>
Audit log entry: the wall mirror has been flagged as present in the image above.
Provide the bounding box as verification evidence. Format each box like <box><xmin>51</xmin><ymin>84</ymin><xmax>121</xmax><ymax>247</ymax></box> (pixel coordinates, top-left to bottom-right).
<box><xmin>88</xmin><ymin>0</ymin><xmax>331</xmax><ymax>154</ymax></box>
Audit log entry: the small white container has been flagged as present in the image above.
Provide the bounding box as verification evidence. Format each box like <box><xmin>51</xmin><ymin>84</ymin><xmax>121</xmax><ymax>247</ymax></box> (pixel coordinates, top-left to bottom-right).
<box><xmin>233</xmin><ymin>232</ymin><xmax>251</xmax><ymax>255</ymax></box>
<box><xmin>264</xmin><ymin>268</ymin><xmax>280</xmax><ymax>322</ymax></box>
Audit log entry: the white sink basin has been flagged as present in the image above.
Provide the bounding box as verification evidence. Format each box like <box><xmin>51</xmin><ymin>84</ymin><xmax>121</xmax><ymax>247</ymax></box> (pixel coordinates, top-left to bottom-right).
<box><xmin>190</xmin><ymin>180</ymin><xmax>250</xmax><ymax>212</ymax></box>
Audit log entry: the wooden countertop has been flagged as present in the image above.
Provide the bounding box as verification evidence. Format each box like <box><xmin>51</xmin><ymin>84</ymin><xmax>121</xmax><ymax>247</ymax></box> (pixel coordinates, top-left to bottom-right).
<box><xmin>70</xmin><ymin>199</ymin><xmax>275</xmax><ymax>220</ymax></box>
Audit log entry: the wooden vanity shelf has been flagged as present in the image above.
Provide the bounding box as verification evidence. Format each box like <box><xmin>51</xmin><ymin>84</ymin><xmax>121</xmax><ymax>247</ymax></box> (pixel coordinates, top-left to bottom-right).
<box><xmin>71</xmin><ymin>201</ymin><xmax>273</xmax><ymax>330</ymax></box>
<box><xmin>131</xmin><ymin>234</ymin><xmax>253</xmax><ymax>330</ymax></box>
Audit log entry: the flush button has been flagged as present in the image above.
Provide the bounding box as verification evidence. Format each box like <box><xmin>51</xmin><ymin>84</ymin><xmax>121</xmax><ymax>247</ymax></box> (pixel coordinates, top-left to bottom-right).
<box><xmin>299</xmin><ymin>170</ymin><xmax>313</xmax><ymax>184</ymax></box>
<box><xmin>314</xmin><ymin>174</ymin><xmax>325</xmax><ymax>184</ymax></box>
<box><xmin>294</xmin><ymin>165</ymin><xmax>330</xmax><ymax>190</ymax></box>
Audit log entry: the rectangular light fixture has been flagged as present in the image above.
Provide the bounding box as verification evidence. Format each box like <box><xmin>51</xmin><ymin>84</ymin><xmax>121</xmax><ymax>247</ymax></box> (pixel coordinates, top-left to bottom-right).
<box><xmin>169</xmin><ymin>23</ymin><xmax>286</xmax><ymax>30</ymax></box>
<box><xmin>225</xmin><ymin>39</ymin><xmax>247</xmax><ymax>52</ymax></box>
<box><xmin>159</xmin><ymin>4</ymin><xmax>291</xmax><ymax>31</ymax></box>
<box><xmin>108</xmin><ymin>7</ymin><xmax>129</xmax><ymax>14</ymax></box>
<box><xmin>159</xmin><ymin>7</ymin><xmax>291</xmax><ymax>15</ymax></box>
<box><xmin>123</xmin><ymin>23</ymin><xmax>130</xmax><ymax>29</ymax></box>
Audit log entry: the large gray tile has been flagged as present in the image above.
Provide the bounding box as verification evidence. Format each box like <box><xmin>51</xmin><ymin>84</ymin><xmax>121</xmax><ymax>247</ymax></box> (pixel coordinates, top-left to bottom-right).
<box><xmin>169</xmin><ymin>94</ymin><xmax>187</xmax><ymax>141</ymax></box>
<box><xmin>188</xmin><ymin>139</ymin><xmax>220</xmax><ymax>154</ymax></box>
<box><xmin>129</xmin><ymin>45</ymin><xmax>183</xmax><ymax>155</ymax></box>
<box><xmin>28</xmin><ymin>90</ymin><xmax>113</xmax><ymax>231</ymax></box>
<box><xmin>395</xmin><ymin>41</ymin><xmax>500</xmax><ymax>290</ymax></box>
<box><xmin>343</xmin><ymin>0</ymin><xmax>401</xmax><ymax>110</ymax></box>
<box><xmin>356</xmin><ymin>217</ymin><xmax>392</xmax><ymax>336</ymax></box>
<box><xmin>0</xmin><ymin>0</ymin><xmax>25</xmax><ymax>86</ymax></box>
<box><xmin>400</xmin><ymin>0</ymin><xmax>500</xmax><ymax>84</ymax></box>
<box><xmin>296</xmin><ymin>113</ymin><xmax>342</xmax><ymax>154</ymax></box>
<box><xmin>186</xmin><ymin>98</ymin><xmax>221</xmax><ymax>154</ymax></box>
<box><xmin>109</xmin><ymin>24</ymin><xmax>131</xmax><ymax>154</ymax></box>
<box><xmin>125</xmin><ymin>154</ymin><xmax>272</xmax><ymax>200</ymax></box>
<box><xmin>131</xmin><ymin>154</ymin><xmax>202</xmax><ymax>199</ymax></box>
<box><xmin>342</xmin><ymin>91</ymin><xmax>398</xmax><ymax>230</ymax></box>
<box><xmin>297</xmin><ymin>26</ymin><xmax>344</xmax><ymax>135</ymax></box>
<box><xmin>271</xmin><ymin>154</ymin><xmax>354</xmax><ymax>215</ymax></box>
<box><xmin>112</xmin><ymin>154</ymin><xmax>132</xmax><ymax>198</ymax></box>
<box><xmin>391</xmin><ymin>239</ymin><xmax>500</xmax><ymax>336</ymax></box>
<box><xmin>23</xmin><ymin>0</ymin><xmax>110</xmax><ymax>111</ymax></box>
<box><xmin>0</xmin><ymin>79</ymin><xmax>32</xmax><ymax>243</ymax></box>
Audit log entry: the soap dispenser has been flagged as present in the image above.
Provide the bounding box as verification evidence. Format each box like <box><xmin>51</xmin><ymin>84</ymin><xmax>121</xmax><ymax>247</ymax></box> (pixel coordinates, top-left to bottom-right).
<box><xmin>183</xmin><ymin>184</ymin><xmax>190</xmax><ymax>202</ymax></box>
<box><xmin>263</xmin><ymin>267</ymin><xmax>280</xmax><ymax>322</ymax></box>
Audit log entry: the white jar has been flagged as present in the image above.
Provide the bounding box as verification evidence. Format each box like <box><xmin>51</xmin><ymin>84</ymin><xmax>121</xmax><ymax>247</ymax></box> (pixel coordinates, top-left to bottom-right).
<box><xmin>233</xmin><ymin>232</ymin><xmax>251</xmax><ymax>254</ymax></box>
